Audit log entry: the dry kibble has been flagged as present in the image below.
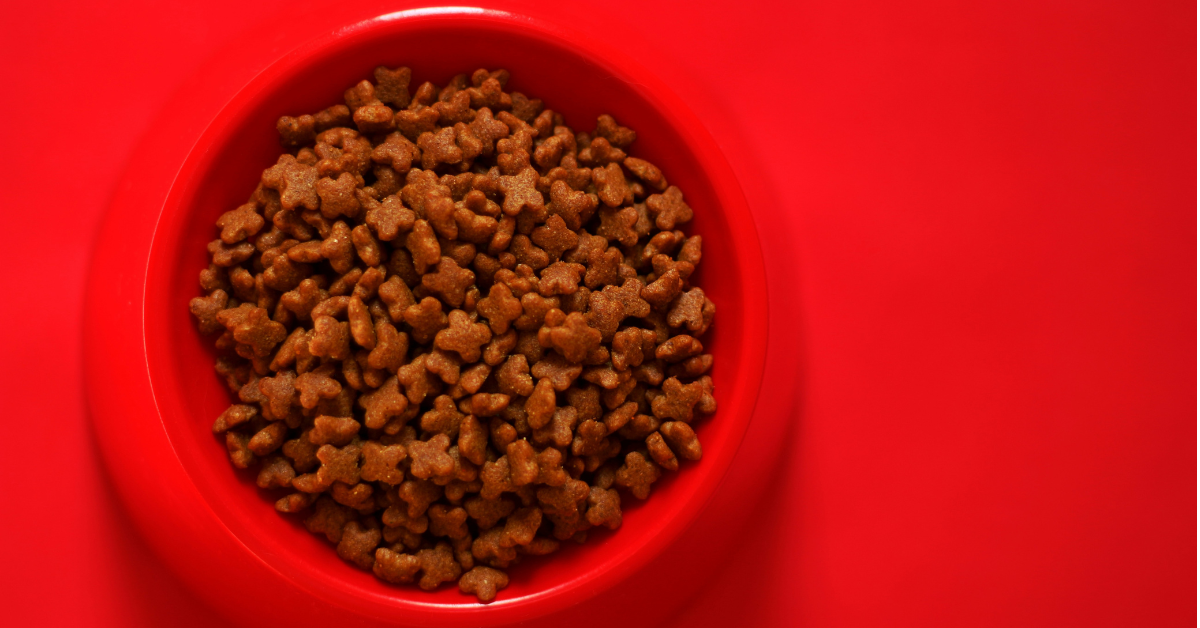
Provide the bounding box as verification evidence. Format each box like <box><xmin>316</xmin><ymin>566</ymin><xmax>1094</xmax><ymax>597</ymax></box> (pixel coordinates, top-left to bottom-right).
<box><xmin>191</xmin><ymin>66</ymin><xmax>715</xmax><ymax>602</ymax></box>
<box><xmin>459</xmin><ymin>566</ymin><xmax>509</xmax><ymax>603</ymax></box>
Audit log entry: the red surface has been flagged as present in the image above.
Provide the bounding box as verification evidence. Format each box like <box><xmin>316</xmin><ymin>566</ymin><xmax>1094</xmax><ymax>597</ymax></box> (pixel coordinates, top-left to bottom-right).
<box><xmin>86</xmin><ymin>9</ymin><xmax>770</xmax><ymax>626</ymax></box>
<box><xmin>1</xmin><ymin>0</ymin><xmax>1194</xmax><ymax>626</ymax></box>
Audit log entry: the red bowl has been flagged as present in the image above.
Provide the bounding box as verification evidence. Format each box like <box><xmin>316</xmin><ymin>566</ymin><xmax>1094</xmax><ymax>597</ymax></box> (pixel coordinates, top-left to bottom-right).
<box><xmin>85</xmin><ymin>7</ymin><xmax>768</xmax><ymax>627</ymax></box>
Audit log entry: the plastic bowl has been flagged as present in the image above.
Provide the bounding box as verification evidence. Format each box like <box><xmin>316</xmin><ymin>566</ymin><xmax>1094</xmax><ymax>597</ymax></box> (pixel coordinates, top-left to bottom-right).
<box><xmin>85</xmin><ymin>7</ymin><xmax>767</xmax><ymax>627</ymax></box>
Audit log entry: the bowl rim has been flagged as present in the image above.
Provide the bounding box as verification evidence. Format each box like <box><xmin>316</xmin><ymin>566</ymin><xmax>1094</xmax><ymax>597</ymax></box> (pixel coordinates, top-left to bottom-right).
<box><xmin>85</xmin><ymin>6</ymin><xmax>769</xmax><ymax>626</ymax></box>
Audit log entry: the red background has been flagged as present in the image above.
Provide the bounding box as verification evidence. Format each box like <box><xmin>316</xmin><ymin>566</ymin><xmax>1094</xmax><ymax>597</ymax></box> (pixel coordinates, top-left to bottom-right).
<box><xmin>1</xmin><ymin>1</ymin><xmax>1194</xmax><ymax>626</ymax></box>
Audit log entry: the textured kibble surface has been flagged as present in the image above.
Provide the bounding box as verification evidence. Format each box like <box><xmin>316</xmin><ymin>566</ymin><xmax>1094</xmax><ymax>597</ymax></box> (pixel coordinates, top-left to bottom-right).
<box><xmin>190</xmin><ymin>66</ymin><xmax>715</xmax><ymax>603</ymax></box>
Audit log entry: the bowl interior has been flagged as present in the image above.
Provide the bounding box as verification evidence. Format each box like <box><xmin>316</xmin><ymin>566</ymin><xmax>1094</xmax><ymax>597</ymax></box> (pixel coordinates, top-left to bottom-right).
<box><xmin>143</xmin><ymin>10</ymin><xmax>764</xmax><ymax>614</ymax></box>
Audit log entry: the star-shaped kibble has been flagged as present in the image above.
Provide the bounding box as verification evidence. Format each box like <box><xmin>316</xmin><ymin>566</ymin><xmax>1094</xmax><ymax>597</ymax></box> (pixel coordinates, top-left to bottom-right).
<box><xmin>433</xmin><ymin>90</ymin><xmax>475</xmax><ymax>125</ymax></box>
<box><xmin>592</xmin><ymin>162</ymin><xmax>629</xmax><ymax>208</ymax></box>
<box><xmin>509</xmin><ymin>235</ymin><xmax>549</xmax><ymax>271</ymax></box>
<box><xmin>495</xmin><ymin>354</ymin><xmax>534</xmax><ymax>397</ymax></box>
<box><xmin>215</xmin><ymin>203</ymin><xmax>265</xmax><ymax>244</ymax></box>
<box><xmin>580</xmin><ymin>246</ymin><xmax>622</xmax><ymax>290</ymax></box>
<box><xmin>360</xmin><ymin>441</ymin><xmax>407</xmax><ymax>484</ymax></box>
<box><xmin>513</xmin><ymin>292</ymin><xmax>559</xmax><ymax>331</ymax></box>
<box><xmin>316</xmin><ymin>172</ymin><xmax>362</xmax><ymax>220</ymax></box>
<box><xmin>189</xmin><ymin>289</ymin><xmax>228</xmax><ymax>335</ymax></box>
<box><xmin>434</xmin><ymin>310</ymin><xmax>492</xmax><ymax>363</ymax></box>
<box><xmin>596</xmin><ymin>206</ymin><xmax>638</xmax><ymax>247</ymax></box>
<box><xmin>279</xmin><ymin>278</ymin><xmax>326</xmax><ymax>321</ymax></box>
<box><xmin>365</xmin><ymin>195</ymin><xmax>416</xmax><ymax>243</ymax></box>
<box><xmin>309</xmin><ymin>315</ymin><xmax>351</xmax><ymax>360</ymax></box>
<box><xmin>305</xmin><ymin>496</ymin><xmax>352</xmax><ymax>543</ymax></box>
<box><xmin>666</xmin><ymin>287</ymin><xmax>709</xmax><ymax>333</ymax></box>
<box><xmin>595</xmin><ymin>114</ymin><xmax>637</xmax><ymax>149</ymax></box>
<box><xmin>530</xmin><ymin>354</ymin><xmax>583</xmax><ymax>391</ymax></box>
<box><xmin>232</xmin><ymin>306</ymin><xmax>286</xmax><ymax>357</ymax></box>
<box><xmin>420</xmin><ymin>395</ymin><xmax>464</xmax><ymax>437</ymax></box>
<box><xmin>537</xmin><ymin>311</ymin><xmax>601</xmax><ymax>363</ymax></box>
<box><xmin>577</xmin><ymin>136</ymin><xmax>627</xmax><ymax>168</ymax></box>
<box><xmin>294</xmin><ymin>365</ymin><xmax>343</xmax><ymax>409</ymax></box>
<box><xmin>316</xmin><ymin>441</ymin><xmax>363</xmax><ymax>486</ymax></box>
<box><xmin>476</xmin><ymin>282</ymin><xmax>523</xmax><ymax>335</ymax></box>
<box><xmin>547</xmin><ymin>180</ymin><xmax>598</xmax><ymax>231</ymax></box>
<box><xmin>659</xmin><ymin>421</ymin><xmax>702</xmax><ymax>462</ymax></box>
<box><xmin>424</xmin><ymin>348</ymin><xmax>462</xmax><ymax>385</ymax></box>
<box><xmin>418</xmin><ymin>127</ymin><xmax>464</xmax><ymax>170</ymax></box>
<box><xmin>532</xmin><ymin>406</ymin><xmax>577</xmax><ymax>449</ymax></box>
<box><xmin>256</xmin><ymin>369</ymin><xmax>297</xmax><ymax>420</ymax></box>
<box><xmin>374</xmin><ymin>547</ymin><xmax>421</xmax><ymax>584</ymax></box>
<box><xmin>421</xmin><ymin>257</ymin><xmax>476</xmax><ymax>307</ymax></box>
<box><xmin>655</xmin><ymin>334</ymin><xmax>704</xmax><ymax>363</ymax></box>
<box><xmin>622</xmin><ymin>156</ymin><xmax>666</xmax><ymax>192</ymax></box>
<box><xmin>499</xmin><ymin>167</ymin><xmax>544</xmax><ymax>218</ymax></box>
<box><xmin>571</xmin><ymin>419</ymin><xmax>611</xmax><ymax>457</ymax></box>
<box><xmin>308</xmin><ymin>415</ymin><xmax>361</xmax><ymax>446</ymax></box>
<box><xmin>530</xmin><ymin>214</ymin><xmax>579</xmax><ymax>260</ymax></box>
<box><xmin>416</xmin><ymin>542</ymin><xmax>463</xmax><ymax>591</ymax></box>
<box><xmin>396</xmin><ymin>354</ymin><xmax>441</xmax><ymax>405</ymax></box>
<box><xmin>538</xmin><ymin>261</ymin><xmax>586</xmax><ymax>297</ymax></box>
<box><xmin>585</xmin><ymin>486</ymin><xmax>623</xmax><ymax>530</ymax></box>
<box><xmin>403</xmin><ymin>297</ymin><xmax>448</xmax><ymax>345</ymax></box>
<box><xmin>535</xmin><ymin>478</ymin><xmax>589</xmax><ymax>517</ymax></box>
<box><xmin>395</xmin><ymin>106</ymin><xmax>440</xmax><ymax>142</ymax></box>
<box><xmin>610</xmin><ymin>327</ymin><xmax>657</xmax><ymax>371</ymax></box>
<box><xmin>645</xmin><ymin>185</ymin><xmax>694</xmax><ymax>230</ymax></box>
<box><xmin>407</xmin><ymin>434</ymin><xmax>454</xmax><ymax>480</ymax></box>
<box><xmin>649</xmin><ymin>376</ymin><xmax>705</xmax><ymax>422</ymax></box>
<box><xmin>641</xmin><ymin>268</ymin><xmax>684</xmax><ymax>311</ymax></box>
<box><xmin>650</xmin><ymin>252</ymin><xmax>694</xmax><ymax>281</ymax></box>
<box><xmin>262</xmin><ymin>154</ymin><xmax>320</xmax><ymax>211</ymax></box>
<box><xmin>500</xmin><ymin>506</ymin><xmax>542</xmax><ymax>548</ymax></box>
<box><xmin>373</xmin><ymin>65</ymin><xmax>412</xmax><ymax>108</ymax></box>
<box><xmin>337</xmin><ymin>520</ymin><xmax>382</xmax><ymax>570</ymax></box>
<box><xmin>467</xmin><ymin>75</ymin><xmax>511</xmax><ymax>110</ymax></box>
<box><xmin>480</xmin><ymin>456</ymin><xmax>515</xmax><ymax>500</ymax></box>
<box><xmin>459</xmin><ymin>566</ymin><xmax>509</xmax><ymax>603</ymax></box>
<box><xmin>468</xmin><ymin>107</ymin><xmax>510</xmax><ymax>157</ymax></box>
<box><xmin>358</xmin><ymin>375</ymin><xmax>409</xmax><ymax>429</ymax></box>
<box><xmin>615</xmin><ymin>451</ymin><xmax>660</xmax><ymax>500</ymax></box>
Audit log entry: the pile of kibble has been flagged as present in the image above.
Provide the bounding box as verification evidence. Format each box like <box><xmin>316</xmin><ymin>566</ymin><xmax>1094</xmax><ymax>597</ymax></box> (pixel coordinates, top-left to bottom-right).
<box><xmin>189</xmin><ymin>66</ymin><xmax>715</xmax><ymax>602</ymax></box>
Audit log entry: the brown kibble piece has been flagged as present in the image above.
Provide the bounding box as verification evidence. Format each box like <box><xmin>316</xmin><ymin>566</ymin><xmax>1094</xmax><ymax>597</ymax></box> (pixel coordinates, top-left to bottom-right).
<box><xmin>655</xmin><ymin>334</ymin><xmax>704</xmax><ymax>363</ymax></box>
<box><xmin>416</xmin><ymin>542</ymin><xmax>463</xmax><ymax>590</ymax></box>
<box><xmin>586</xmin><ymin>486</ymin><xmax>622</xmax><ymax>529</ymax></box>
<box><xmin>422</xmin><ymin>257</ymin><xmax>476</xmax><ymax>307</ymax></box>
<box><xmin>660</xmin><ymin>421</ymin><xmax>703</xmax><ymax>461</ymax></box>
<box><xmin>434</xmin><ymin>309</ymin><xmax>492</xmax><ymax>362</ymax></box>
<box><xmin>361</xmin><ymin>441</ymin><xmax>407</xmax><ymax>484</ymax></box>
<box><xmin>615</xmin><ymin>451</ymin><xmax>660</xmax><ymax>499</ymax></box>
<box><xmin>374</xmin><ymin>547</ymin><xmax>422</xmax><ymax>583</ymax></box>
<box><xmin>645</xmin><ymin>431</ymin><xmax>678</xmax><ymax>471</ymax></box>
<box><xmin>646</xmin><ymin>185</ymin><xmax>694</xmax><ymax>230</ymax></box>
<box><xmin>622</xmin><ymin>157</ymin><xmax>666</xmax><ymax>192</ymax></box>
<box><xmin>538</xmin><ymin>311</ymin><xmax>601</xmax><ymax>364</ymax></box>
<box><xmin>338</xmin><ymin>520</ymin><xmax>382</xmax><ymax>569</ymax></box>
<box><xmin>459</xmin><ymin>566</ymin><xmax>509</xmax><ymax>603</ymax></box>
<box><xmin>408</xmin><ymin>433</ymin><xmax>455</xmax><ymax>480</ymax></box>
<box><xmin>257</xmin><ymin>455</ymin><xmax>296</xmax><ymax>489</ymax></box>
<box><xmin>496</xmin><ymin>354</ymin><xmax>534</xmax><ymax>397</ymax></box>
<box><xmin>305</xmin><ymin>496</ymin><xmax>352</xmax><ymax>543</ymax></box>
<box><xmin>651</xmin><ymin>376</ymin><xmax>705</xmax><ymax>422</ymax></box>
<box><xmin>316</xmin><ymin>441</ymin><xmax>362</xmax><ymax>486</ymax></box>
